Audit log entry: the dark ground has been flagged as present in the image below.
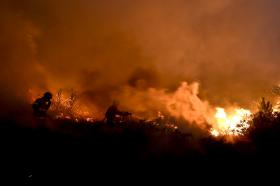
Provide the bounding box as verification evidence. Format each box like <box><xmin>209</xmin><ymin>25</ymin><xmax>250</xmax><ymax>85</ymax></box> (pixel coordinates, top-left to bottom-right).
<box><xmin>1</xmin><ymin>115</ymin><xmax>280</xmax><ymax>184</ymax></box>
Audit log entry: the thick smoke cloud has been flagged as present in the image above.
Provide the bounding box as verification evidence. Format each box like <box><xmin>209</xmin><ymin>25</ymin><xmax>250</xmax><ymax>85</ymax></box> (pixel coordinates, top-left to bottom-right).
<box><xmin>1</xmin><ymin>0</ymin><xmax>280</xmax><ymax>117</ymax></box>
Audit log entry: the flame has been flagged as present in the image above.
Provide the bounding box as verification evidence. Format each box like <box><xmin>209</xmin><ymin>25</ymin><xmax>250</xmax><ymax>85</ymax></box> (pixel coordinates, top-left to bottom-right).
<box><xmin>210</xmin><ymin>107</ymin><xmax>252</xmax><ymax>137</ymax></box>
<box><xmin>28</xmin><ymin>83</ymin><xmax>254</xmax><ymax>139</ymax></box>
<box><xmin>273</xmin><ymin>101</ymin><xmax>280</xmax><ymax>113</ymax></box>
<box><xmin>28</xmin><ymin>88</ymin><xmax>100</xmax><ymax>122</ymax></box>
<box><xmin>210</xmin><ymin>128</ymin><xmax>219</xmax><ymax>137</ymax></box>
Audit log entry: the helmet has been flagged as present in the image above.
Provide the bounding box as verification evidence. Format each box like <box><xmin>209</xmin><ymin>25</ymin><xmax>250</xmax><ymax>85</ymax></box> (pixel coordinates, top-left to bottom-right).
<box><xmin>43</xmin><ymin>92</ymin><xmax>53</xmax><ymax>99</ymax></box>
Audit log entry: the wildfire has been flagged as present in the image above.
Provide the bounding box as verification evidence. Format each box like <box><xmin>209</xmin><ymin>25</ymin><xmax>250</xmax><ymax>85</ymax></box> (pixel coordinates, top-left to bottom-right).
<box><xmin>28</xmin><ymin>88</ymin><xmax>99</xmax><ymax>122</ymax></box>
<box><xmin>273</xmin><ymin>101</ymin><xmax>280</xmax><ymax>113</ymax></box>
<box><xmin>28</xmin><ymin>84</ymin><xmax>254</xmax><ymax>138</ymax></box>
<box><xmin>210</xmin><ymin>107</ymin><xmax>252</xmax><ymax>137</ymax></box>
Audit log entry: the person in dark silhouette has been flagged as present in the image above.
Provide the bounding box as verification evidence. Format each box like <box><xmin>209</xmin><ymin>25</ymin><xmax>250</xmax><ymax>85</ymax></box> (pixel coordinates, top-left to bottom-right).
<box><xmin>32</xmin><ymin>92</ymin><xmax>53</xmax><ymax>118</ymax></box>
<box><xmin>105</xmin><ymin>101</ymin><xmax>131</xmax><ymax>126</ymax></box>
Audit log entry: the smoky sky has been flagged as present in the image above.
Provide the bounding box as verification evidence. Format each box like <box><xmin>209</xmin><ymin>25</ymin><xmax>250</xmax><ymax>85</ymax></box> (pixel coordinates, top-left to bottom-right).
<box><xmin>1</xmin><ymin>0</ymin><xmax>280</xmax><ymax>112</ymax></box>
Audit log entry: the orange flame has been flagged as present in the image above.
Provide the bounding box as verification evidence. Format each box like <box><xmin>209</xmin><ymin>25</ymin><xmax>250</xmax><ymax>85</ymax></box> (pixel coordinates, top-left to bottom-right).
<box><xmin>210</xmin><ymin>107</ymin><xmax>252</xmax><ymax>137</ymax></box>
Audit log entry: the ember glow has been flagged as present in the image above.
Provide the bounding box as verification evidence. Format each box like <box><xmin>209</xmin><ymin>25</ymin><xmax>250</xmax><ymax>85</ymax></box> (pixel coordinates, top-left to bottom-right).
<box><xmin>273</xmin><ymin>101</ymin><xmax>280</xmax><ymax>113</ymax></box>
<box><xmin>28</xmin><ymin>88</ymin><xmax>99</xmax><ymax>122</ymax></box>
<box><xmin>210</xmin><ymin>107</ymin><xmax>252</xmax><ymax>137</ymax></box>
<box><xmin>28</xmin><ymin>82</ymin><xmax>255</xmax><ymax>139</ymax></box>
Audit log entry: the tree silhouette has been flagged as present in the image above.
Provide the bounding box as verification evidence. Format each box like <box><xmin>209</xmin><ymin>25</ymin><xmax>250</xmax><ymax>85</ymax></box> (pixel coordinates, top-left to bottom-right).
<box><xmin>258</xmin><ymin>97</ymin><xmax>273</xmax><ymax>118</ymax></box>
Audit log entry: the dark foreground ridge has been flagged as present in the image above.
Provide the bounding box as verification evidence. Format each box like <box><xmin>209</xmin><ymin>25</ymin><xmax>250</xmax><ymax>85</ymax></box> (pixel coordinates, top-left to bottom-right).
<box><xmin>1</xmin><ymin>109</ymin><xmax>280</xmax><ymax>184</ymax></box>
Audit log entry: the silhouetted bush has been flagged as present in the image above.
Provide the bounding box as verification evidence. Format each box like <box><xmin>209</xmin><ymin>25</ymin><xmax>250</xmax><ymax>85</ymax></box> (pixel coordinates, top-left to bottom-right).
<box><xmin>246</xmin><ymin>97</ymin><xmax>280</xmax><ymax>156</ymax></box>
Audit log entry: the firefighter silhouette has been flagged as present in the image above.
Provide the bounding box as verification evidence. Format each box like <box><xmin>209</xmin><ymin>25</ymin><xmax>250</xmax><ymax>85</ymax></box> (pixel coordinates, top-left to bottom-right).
<box><xmin>105</xmin><ymin>101</ymin><xmax>131</xmax><ymax>125</ymax></box>
<box><xmin>32</xmin><ymin>92</ymin><xmax>53</xmax><ymax>118</ymax></box>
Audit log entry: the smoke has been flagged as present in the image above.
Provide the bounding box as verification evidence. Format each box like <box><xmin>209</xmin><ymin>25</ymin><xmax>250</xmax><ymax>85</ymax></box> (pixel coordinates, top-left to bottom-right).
<box><xmin>1</xmin><ymin>0</ymin><xmax>280</xmax><ymax>120</ymax></box>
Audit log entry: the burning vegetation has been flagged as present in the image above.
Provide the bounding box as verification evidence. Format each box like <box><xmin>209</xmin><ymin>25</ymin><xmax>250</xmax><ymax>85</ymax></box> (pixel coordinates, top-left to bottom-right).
<box><xmin>2</xmin><ymin>0</ymin><xmax>280</xmax><ymax>183</ymax></box>
<box><xmin>210</xmin><ymin>108</ymin><xmax>252</xmax><ymax>138</ymax></box>
<box><xmin>27</xmin><ymin>82</ymin><xmax>280</xmax><ymax>143</ymax></box>
<box><xmin>3</xmin><ymin>89</ymin><xmax>280</xmax><ymax>184</ymax></box>
<box><xmin>29</xmin><ymin>88</ymin><xmax>99</xmax><ymax>122</ymax></box>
